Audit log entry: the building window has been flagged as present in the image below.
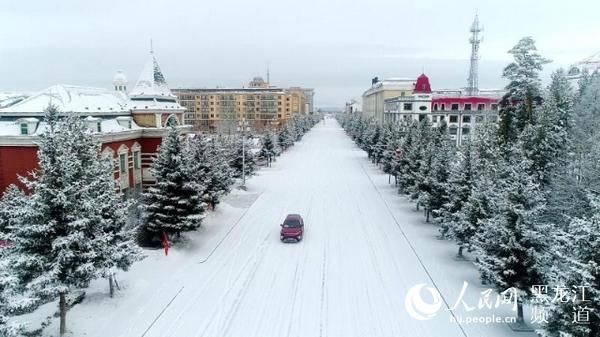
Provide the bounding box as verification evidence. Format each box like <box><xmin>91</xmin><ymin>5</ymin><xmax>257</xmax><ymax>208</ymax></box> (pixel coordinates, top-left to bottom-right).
<box><xmin>433</xmin><ymin>104</ymin><xmax>438</xmax><ymax>111</ymax></box>
<box><xmin>475</xmin><ymin>115</ymin><xmax>484</xmax><ymax>123</ymax></box>
<box><xmin>403</xmin><ymin>103</ymin><xmax>413</xmax><ymax>111</ymax></box>
<box><xmin>20</xmin><ymin>123</ymin><xmax>28</xmax><ymax>135</ymax></box>
<box><xmin>431</xmin><ymin>116</ymin><xmax>437</xmax><ymax>122</ymax></box>
<box><xmin>464</xmin><ymin>103</ymin><xmax>472</xmax><ymax>111</ymax></box>
<box><xmin>477</xmin><ymin>103</ymin><xmax>485</xmax><ymax>110</ymax></box>
<box><xmin>133</xmin><ymin>151</ymin><xmax>140</xmax><ymax>169</ymax></box>
<box><xmin>462</xmin><ymin>115</ymin><xmax>471</xmax><ymax>123</ymax></box>
<box><xmin>449</xmin><ymin>115</ymin><xmax>458</xmax><ymax>123</ymax></box>
<box><xmin>419</xmin><ymin>105</ymin><xmax>427</xmax><ymax>111</ymax></box>
<box><xmin>491</xmin><ymin>104</ymin><xmax>499</xmax><ymax>110</ymax></box>
<box><xmin>419</xmin><ymin>114</ymin><xmax>427</xmax><ymax>121</ymax></box>
<box><xmin>97</xmin><ymin>122</ymin><xmax>102</xmax><ymax>132</ymax></box>
<box><xmin>462</xmin><ymin>127</ymin><xmax>471</xmax><ymax>135</ymax></box>
<box><xmin>449</xmin><ymin>127</ymin><xmax>458</xmax><ymax>135</ymax></box>
<box><xmin>119</xmin><ymin>154</ymin><xmax>127</xmax><ymax>173</ymax></box>
<box><xmin>439</xmin><ymin>116</ymin><xmax>445</xmax><ymax>121</ymax></box>
<box><xmin>451</xmin><ymin>103</ymin><xmax>459</xmax><ymax>110</ymax></box>
<box><xmin>441</xmin><ymin>104</ymin><xmax>446</xmax><ymax>110</ymax></box>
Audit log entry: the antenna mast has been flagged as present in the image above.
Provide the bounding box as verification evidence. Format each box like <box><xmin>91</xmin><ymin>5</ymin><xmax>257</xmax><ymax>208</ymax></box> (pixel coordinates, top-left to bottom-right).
<box><xmin>466</xmin><ymin>14</ymin><xmax>483</xmax><ymax>95</ymax></box>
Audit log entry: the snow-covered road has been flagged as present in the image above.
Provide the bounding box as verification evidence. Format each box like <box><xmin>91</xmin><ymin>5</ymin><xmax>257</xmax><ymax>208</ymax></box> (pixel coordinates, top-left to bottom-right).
<box><xmin>59</xmin><ymin>118</ymin><xmax>533</xmax><ymax>337</ymax></box>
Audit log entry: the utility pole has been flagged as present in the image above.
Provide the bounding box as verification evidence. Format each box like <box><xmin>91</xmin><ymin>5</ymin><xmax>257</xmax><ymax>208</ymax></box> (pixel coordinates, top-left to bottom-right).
<box><xmin>466</xmin><ymin>14</ymin><xmax>483</xmax><ymax>96</ymax></box>
<box><xmin>238</xmin><ymin>118</ymin><xmax>249</xmax><ymax>189</ymax></box>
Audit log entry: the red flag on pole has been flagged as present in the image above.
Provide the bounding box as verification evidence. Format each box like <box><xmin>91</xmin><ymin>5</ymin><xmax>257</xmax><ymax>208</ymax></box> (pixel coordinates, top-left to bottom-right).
<box><xmin>162</xmin><ymin>232</ymin><xmax>170</xmax><ymax>256</ymax></box>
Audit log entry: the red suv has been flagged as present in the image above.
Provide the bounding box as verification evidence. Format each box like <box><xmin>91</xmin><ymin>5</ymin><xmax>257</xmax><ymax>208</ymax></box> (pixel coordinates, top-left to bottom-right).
<box><xmin>280</xmin><ymin>214</ymin><xmax>304</xmax><ymax>242</ymax></box>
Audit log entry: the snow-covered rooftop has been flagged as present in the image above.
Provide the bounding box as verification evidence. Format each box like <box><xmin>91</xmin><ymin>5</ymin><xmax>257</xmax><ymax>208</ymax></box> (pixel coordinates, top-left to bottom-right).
<box><xmin>129</xmin><ymin>52</ymin><xmax>176</xmax><ymax>99</ymax></box>
<box><xmin>0</xmin><ymin>85</ymin><xmax>129</xmax><ymax>116</ymax></box>
<box><xmin>0</xmin><ymin>92</ymin><xmax>30</xmax><ymax>109</ymax></box>
<box><xmin>0</xmin><ymin>117</ymin><xmax>141</xmax><ymax>137</ymax></box>
<box><xmin>568</xmin><ymin>51</ymin><xmax>600</xmax><ymax>78</ymax></box>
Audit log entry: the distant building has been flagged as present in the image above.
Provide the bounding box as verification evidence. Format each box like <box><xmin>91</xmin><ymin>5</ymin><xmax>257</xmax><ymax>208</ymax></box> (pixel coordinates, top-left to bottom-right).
<box><xmin>0</xmin><ymin>51</ymin><xmax>189</xmax><ymax>194</ymax></box>
<box><xmin>567</xmin><ymin>51</ymin><xmax>600</xmax><ymax>81</ymax></box>
<box><xmin>173</xmin><ymin>78</ymin><xmax>312</xmax><ymax>133</ymax></box>
<box><xmin>362</xmin><ymin>77</ymin><xmax>415</xmax><ymax>122</ymax></box>
<box><xmin>383</xmin><ymin>73</ymin><xmax>502</xmax><ymax>146</ymax></box>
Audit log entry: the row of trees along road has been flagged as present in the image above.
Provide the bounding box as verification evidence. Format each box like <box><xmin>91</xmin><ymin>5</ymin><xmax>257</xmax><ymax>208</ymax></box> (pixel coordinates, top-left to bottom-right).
<box><xmin>0</xmin><ymin>107</ymin><xmax>321</xmax><ymax>336</ymax></box>
<box><xmin>339</xmin><ymin>37</ymin><xmax>600</xmax><ymax>336</ymax></box>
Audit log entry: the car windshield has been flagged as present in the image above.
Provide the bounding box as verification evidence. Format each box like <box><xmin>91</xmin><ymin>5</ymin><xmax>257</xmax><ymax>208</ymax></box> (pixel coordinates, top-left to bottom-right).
<box><xmin>283</xmin><ymin>219</ymin><xmax>301</xmax><ymax>227</ymax></box>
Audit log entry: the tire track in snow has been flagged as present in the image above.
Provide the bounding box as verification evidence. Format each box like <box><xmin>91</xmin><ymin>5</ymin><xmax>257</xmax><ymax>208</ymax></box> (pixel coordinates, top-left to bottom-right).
<box><xmin>284</xmin><ymin>232</ymin><xmax>312</xmax><ymax>337</ymax></box>
<box><xmin>198</xmin><ymin>192</ymin><xmax>264</xmax><ymax>264</ymax></box>
<box><xmin>358</xmin><ymin>161</ymin><xmax>469</xmax><ymax>337</ymax></box>
<box><xmin>319</xmin><ymin>246</ymin><xmax>327</xmax><ymax>337</ymax></box>
<box><xmin>216</xmin><ymin>233</ymin><xmax>272</xmax><ymax>337</ymax></box>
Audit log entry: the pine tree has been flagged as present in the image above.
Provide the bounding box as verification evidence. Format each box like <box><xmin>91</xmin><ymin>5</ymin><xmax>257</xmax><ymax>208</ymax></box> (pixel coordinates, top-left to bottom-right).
<box><xmin>426</xmin><ymin>123</ymin><xmax>454</xmax><ymax>223</ymax></box>
<box><xmin>408</xmin><ymin>119</ymin><xmax>434</xmax><ymax>206</ymax></box>
<box><xmin>188</xmin><ymin>136</ymin><xmax>233</xmax><ymax>210</ymax></box>
<box><xmin>498</xmin><ymin>37</ymin><xmax>551</xmax><ymax>145</ymax></box>
<box><xmin>437</xmin><ymin>141</ymin><xmax>474</xmax><ymax>245</ymax></box>
<box><xmin>85</xmin><ymin>155</ymin><xmax>143</xmax><ymax>298</ymax></box>
<box><xmin>544</xmin><ymin>73</ymin><xmax>600</xmax><ymax>227</ymax></box>
<box><xmin>454</xmin><ymin>122</ymin><xmax>501</xmax><ymax>258</ymax></box>
<box><xmin>474</xmin><ymin>145</ymin><xmax>546</xmax><ymax>325</ymax></box>
<box><xmin>259</xmin><ymin>132</ymin><xmax>276</xmax><ymax>167</ymax></box>
<box><xmin>229</xmin><ymin>136</ymin><xmax>256</xmax><ymax>179</ymax></box>
<box><xmin>278</xmin><ymin>124</ymin><xmax>295</xmax><ymax>151</ymax></box>
<box><xmin>541</xmin><ymin>198</ymin><xmax>600</xmax><ymax>337</ymax></box>
<box><xmin>206</xmin><ymin>138</ymin><xmax>234</xmax><ymax>208</ymax></box>
<box><xmin>141</xmin><ymin>126</ymin><xmax>205</xmax><ymax>244</ymax></box>
<box><xmin>397</xmin><ymin>121</ymin><xmax>419</xmax><ymax>194</ymax></box>
<box><xmin>2</xmin><ymin>105</ymin><xmax>142</xmax><ymax>335</ymax></box>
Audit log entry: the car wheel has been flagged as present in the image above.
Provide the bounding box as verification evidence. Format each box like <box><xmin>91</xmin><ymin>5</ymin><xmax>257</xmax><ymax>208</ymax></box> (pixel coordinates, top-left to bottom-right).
<box><xmin>298</xmin><ymin>235</ymin><xmax>303</xmax><ymax>241</ymax></box>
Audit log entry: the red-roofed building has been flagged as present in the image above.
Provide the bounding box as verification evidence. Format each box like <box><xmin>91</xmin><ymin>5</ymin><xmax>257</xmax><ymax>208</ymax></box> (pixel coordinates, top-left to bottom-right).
<box><xmin>383</xmin><ymin>73</ymin><xmax>503</xmax><ymax>145</ymax></box>
<box><xmin>0</xmin><ymin>51</ymin><xmax>189</xmax><ymax>194</ymax></box>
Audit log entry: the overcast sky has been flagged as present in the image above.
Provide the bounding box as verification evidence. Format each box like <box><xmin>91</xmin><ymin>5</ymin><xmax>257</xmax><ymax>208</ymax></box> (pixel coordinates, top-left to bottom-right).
<box><xmin>0</xmin><ymin>0</ymin><xmax>598</xmax><ymax>107</ymax></box>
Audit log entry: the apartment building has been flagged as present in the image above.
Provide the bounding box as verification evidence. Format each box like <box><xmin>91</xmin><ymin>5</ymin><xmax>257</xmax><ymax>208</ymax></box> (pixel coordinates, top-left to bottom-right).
<box><xmin>173</xmin><ymin>77</ymin><xmax>311</xmax><ymax>132</ymax></box>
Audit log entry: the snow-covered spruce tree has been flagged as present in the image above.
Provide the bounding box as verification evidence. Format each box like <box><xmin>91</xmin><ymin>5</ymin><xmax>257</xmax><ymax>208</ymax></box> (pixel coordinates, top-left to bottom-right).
<box><xmin>3</xmin><ymin>105</ymin><xmax>142</xmax><ymax>335</ymax></box>
<box><xmin>278</xmin><ymin>123</ymin><xmax>295</xmax><ymax>151</ymax></box>
<box><xmin>0</xmin><ymin>185</ymin><xmax>27</xmax><ymax>237</ymax></box>
<box><xmin>366</xmin><ymin>123</ymin><xmax>382</xmax><ymax>162</ymax></box>
<box><xmin>545</xmin><ymin>73</ymin><xmax>600</xmax><ymax>226</ymax></box>
<box><xmin>474</xmin><ymin>145</ymin><xmax>546</xmax><ymax>326</ymax></box>
<box><xmin>206</xmin><ymin>138</ymin><xmax>234</xmax><ymax>208</ymax></box>
<box><xmin>437</xmin><ymin>141</ymin><xmax>474</xmax><ymax>243</ymax></box>
<box><xmin>408</xmin><ymin>118</ymin><xmax>434</xmax><ymax>207</ymax></box>
<box><xmin>498</xmin><ymin>37</ymin><xmax>551</xmax><ymax>145</ymax></box>
<box><xmin>396</xmin><ymin>120</ymin><xmax>419</xmax><ymax>194</ymax></box>
<box><xmin>259</xmin><ymin>132</ymin><xmax>276</xmax><ymax>167</ymax></box>
<box><xmin>539</xmin><ymin>197</ymin><xmax>600</xmax><ymax>337</ymax></box>
<box><xmin>187</xmin><ymin>136</ymin><xmax>233</xmax><ymax>211</ymax></box>
<box><xmin>373</xmin><ymin>123</ymin><xmax>392</xmax><ymax>166</ymax></box>
<box><xmin>86</xmin><ymin>154</ymin><xmax>144</xmax><ymax>298</ymax></box>
<box><xmin>292</xmin><ymin>115</ymin><xmax>307</xmax><ymax>140</ymax></box>
<box><xmin>454</xmin><ymin>122</ymin><xmax>501</xmax><ymax>258</ymax></box>
<box><xmin>140</xmin><ymin>126</ymin><xmax>205</xmax><ymax>244</ymax></box>
<box><xmin>230</xmin><ymin>136</ymin><xmax>256</xmax><ymax>179</ymax></box>
<box><xmin>381</xmin><ymin>125</ymin><xmax>400</xmax><ymax>177</ymax></box>
<box><xmin>520</xmin><ymin>71</ymin><xmax>573</xmax><ymax>187</ymax></box>
<box><xmin>425</xmin><ymin>123</ymin><xmax>454</xmax><ymax>223</ymax></box>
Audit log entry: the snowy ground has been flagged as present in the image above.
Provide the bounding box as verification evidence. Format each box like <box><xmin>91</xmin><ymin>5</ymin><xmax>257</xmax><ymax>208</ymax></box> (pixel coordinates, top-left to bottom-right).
<box><xmin>40</xmin><ymin>118</ymin><xmax>537</xmax><ymax>337</ymax></box>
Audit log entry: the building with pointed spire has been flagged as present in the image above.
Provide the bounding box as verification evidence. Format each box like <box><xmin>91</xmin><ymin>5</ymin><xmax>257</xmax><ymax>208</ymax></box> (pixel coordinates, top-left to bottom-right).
<box><xmin>0</xmin><ymin>50</ymin><xmax>191</xmax><ymax>194</ymax></box>
<box><xmin>128</xmin><ymin>51</ymin><xmax>185</xmax><ymax>128</ymax></box>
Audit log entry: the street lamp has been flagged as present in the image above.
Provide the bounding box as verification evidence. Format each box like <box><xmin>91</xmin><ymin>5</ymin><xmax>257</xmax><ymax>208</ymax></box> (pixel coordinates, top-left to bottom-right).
<box><xmin>237</xmin><ymin>118</ymin><xmax>250</xmax><ymax>189</ymax></box>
